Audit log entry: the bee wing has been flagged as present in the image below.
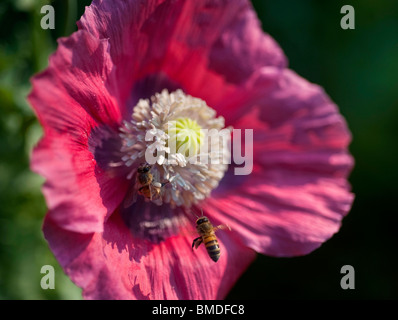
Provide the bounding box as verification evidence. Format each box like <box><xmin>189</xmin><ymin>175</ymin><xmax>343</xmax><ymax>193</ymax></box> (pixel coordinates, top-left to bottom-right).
<box><xmin>123</xmin><ymin>181</ymin><xmax>138</xmax><ymax>209</ymax></box>
<box><xmin>178</xmin><ymin>228</ymin><xmax>199</xmax><ymax>238</ymax></box>
<box><xmin>173</xmin><ymin>222</ymin><xmax>198</xmax><ymax>238</ymax></box>
<box><xmin>152</xmin><ymin>197</ymin><xmax>162</xmax><ymax>206</ymax></box>
<box><xmin>213</xmin><ymin>224</ymin><xmax>231</xmax><ymax>232</ymax></box>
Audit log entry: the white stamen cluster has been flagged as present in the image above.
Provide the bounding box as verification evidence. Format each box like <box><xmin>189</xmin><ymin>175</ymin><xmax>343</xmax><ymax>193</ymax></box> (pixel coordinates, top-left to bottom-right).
<box><xmin>119</xmin><ymin>89</ymin><xmax>230</xmax><ymax>208</ymax></box>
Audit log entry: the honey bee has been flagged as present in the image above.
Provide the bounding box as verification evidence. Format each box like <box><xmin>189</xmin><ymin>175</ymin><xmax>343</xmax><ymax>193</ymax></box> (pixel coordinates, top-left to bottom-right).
<box><xmin>136</xmin><ymin>163</ymin><xmax>168</xmax><ymax>201</ymax></box>
<box><xmin>191</xmin><ymin>212</ymin><xmax>230</xmax><ymax>262</ymax></box>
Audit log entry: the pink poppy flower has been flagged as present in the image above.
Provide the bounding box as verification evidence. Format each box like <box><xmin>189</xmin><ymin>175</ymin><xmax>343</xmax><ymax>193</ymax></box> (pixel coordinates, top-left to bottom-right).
<box><xmin>29</xmin><ymin>0</ymin><xmax>354</xmax><ymax>300</ymax></box>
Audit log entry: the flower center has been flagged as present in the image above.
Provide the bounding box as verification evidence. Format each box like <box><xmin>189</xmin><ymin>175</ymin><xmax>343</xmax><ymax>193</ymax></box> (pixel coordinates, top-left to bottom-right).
<box><xmin>166</xmin><ymin>117</ymin><xmax>203</xmax><ymax>157</ymax></box>
<box><xmin>119</xmin><ymin>89</ymin><xmax>230</xmax><ymax>208</ymax></box>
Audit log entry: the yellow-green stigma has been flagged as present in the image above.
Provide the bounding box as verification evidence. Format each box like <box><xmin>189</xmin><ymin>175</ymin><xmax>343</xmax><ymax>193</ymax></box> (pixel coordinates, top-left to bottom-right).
<box><xmin>167</xmin><ymin>118</ymin><xmax>203</xmax><ymax>157</ymax></box>
<box><xmin>120</xmin><ymin>89</ymin><xmax>230</xmax><ymax>208</ymax></box>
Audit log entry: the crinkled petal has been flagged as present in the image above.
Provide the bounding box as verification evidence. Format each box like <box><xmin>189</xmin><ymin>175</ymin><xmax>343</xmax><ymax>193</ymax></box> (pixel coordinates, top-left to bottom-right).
<box><xmin>29</xmin><ymin>30</ymin><xmax>127</xmax><ymax>233</ymax></box>
<box><xmin>208</xmin><ymin>68</ymin><xmax>354</xmax><ymax>256</ymax></box>
<box><xmin>77</xmin><ymin>0</ymin><xmax>286</xmax><ymax>112</ymax></box>
<box><xmin>43</xmin><ymin>211</ymin><xmax>255</xmax><ymax>300</ymax></box>
<box><xmin>32</xmin><ymin>129</ymin><xmax>129</xmax><ymax>234</ymax></box>
<box><xmin>29</xmin><ymin>30</ymin><xmax>121</xmax><ymax>134</ymax></box>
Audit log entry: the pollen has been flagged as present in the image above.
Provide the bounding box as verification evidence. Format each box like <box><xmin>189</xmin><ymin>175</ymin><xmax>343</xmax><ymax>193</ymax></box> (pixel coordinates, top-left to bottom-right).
<box><xmin>119</xmin><ymin>89</ymin><xmax>231</xmax><ymax>208</ymax></box>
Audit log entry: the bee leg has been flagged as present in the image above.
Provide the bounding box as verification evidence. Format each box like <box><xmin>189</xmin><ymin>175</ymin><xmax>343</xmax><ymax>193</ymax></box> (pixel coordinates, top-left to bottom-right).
<box><xmin>151</xmin><ymin>183</ymin><xmax>160</xmax><ymax>198</ymax></box>
<box><xmin>138</xmin><ymin>186</ymin><xmax>145</xmax><ymax>195</ymax></box>
<box><xmin>192</xmin><ymin>237</ymin><xmax>203</xmax><ymax>251</ymax></box>
<box><xmin>148</xmin><ymin>185</ymin><xmax>153</xmax><ymax>200</ymax></box>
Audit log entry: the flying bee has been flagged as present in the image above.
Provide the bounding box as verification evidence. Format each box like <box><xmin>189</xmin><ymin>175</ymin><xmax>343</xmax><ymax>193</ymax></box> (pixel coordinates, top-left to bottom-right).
<box><xmin>191</xmin><ymin>211</ymin><xmax>231</xmax><ymax>262</ymax></box>
<box><xmin>136</xmin><ymin>163</ymin><xmax>169</xmax><ymax>201</ymax></box>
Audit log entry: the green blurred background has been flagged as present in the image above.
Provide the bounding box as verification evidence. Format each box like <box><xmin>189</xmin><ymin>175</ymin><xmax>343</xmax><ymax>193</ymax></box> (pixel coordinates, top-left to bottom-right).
<box><xmin>0</xmin><ymin>0</ymin><xmax>397</xmax><ymax>299</ymax></box>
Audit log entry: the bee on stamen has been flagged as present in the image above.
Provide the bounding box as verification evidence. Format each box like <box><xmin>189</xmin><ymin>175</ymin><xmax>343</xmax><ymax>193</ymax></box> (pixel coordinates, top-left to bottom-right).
<box><xmin>136</xmin><ymin>163</ymin><xmax>168</xmax><ymax>201</ymax></box>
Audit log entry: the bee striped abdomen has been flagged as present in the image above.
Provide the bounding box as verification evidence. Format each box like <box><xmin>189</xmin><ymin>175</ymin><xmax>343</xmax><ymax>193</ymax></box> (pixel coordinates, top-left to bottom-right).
<box><xmin>204</xmin><ymin>236</ymin><xmax>220</xmax><ymax>262</ymax></box>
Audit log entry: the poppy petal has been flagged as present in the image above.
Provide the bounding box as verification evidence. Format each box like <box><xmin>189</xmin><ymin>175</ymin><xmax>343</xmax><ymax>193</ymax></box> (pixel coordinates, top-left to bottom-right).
<box><xmin>29</xmin><ymin>30</ymin><xmax>121</xmax><ymax>134</ymax></box>
<box><xmin>29</xmin><ymin>30</ymin><xmax>128</xmax><ymax>233</ymax></box>
<box><xmin>207</xmin><ymin>68</ymin><xmax>354</xmax><ymax>256</ymax></box>
<box><xmin>78</xmin><ymin>0</ymin><xmax>286</xmax><ymax>110</ymax></box>
<box><xmin>43</xmin><ymin>211</ymin><xmax>255</xmax><ymax>299</ymax></box>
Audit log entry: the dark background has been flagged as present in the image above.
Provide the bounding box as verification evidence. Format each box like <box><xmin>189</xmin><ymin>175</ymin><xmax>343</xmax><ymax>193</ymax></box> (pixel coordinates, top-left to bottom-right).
<box><xmin>0</xmin><ymin>0</ymin><xmax>397</xmax><ymax>299</ymax></box>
